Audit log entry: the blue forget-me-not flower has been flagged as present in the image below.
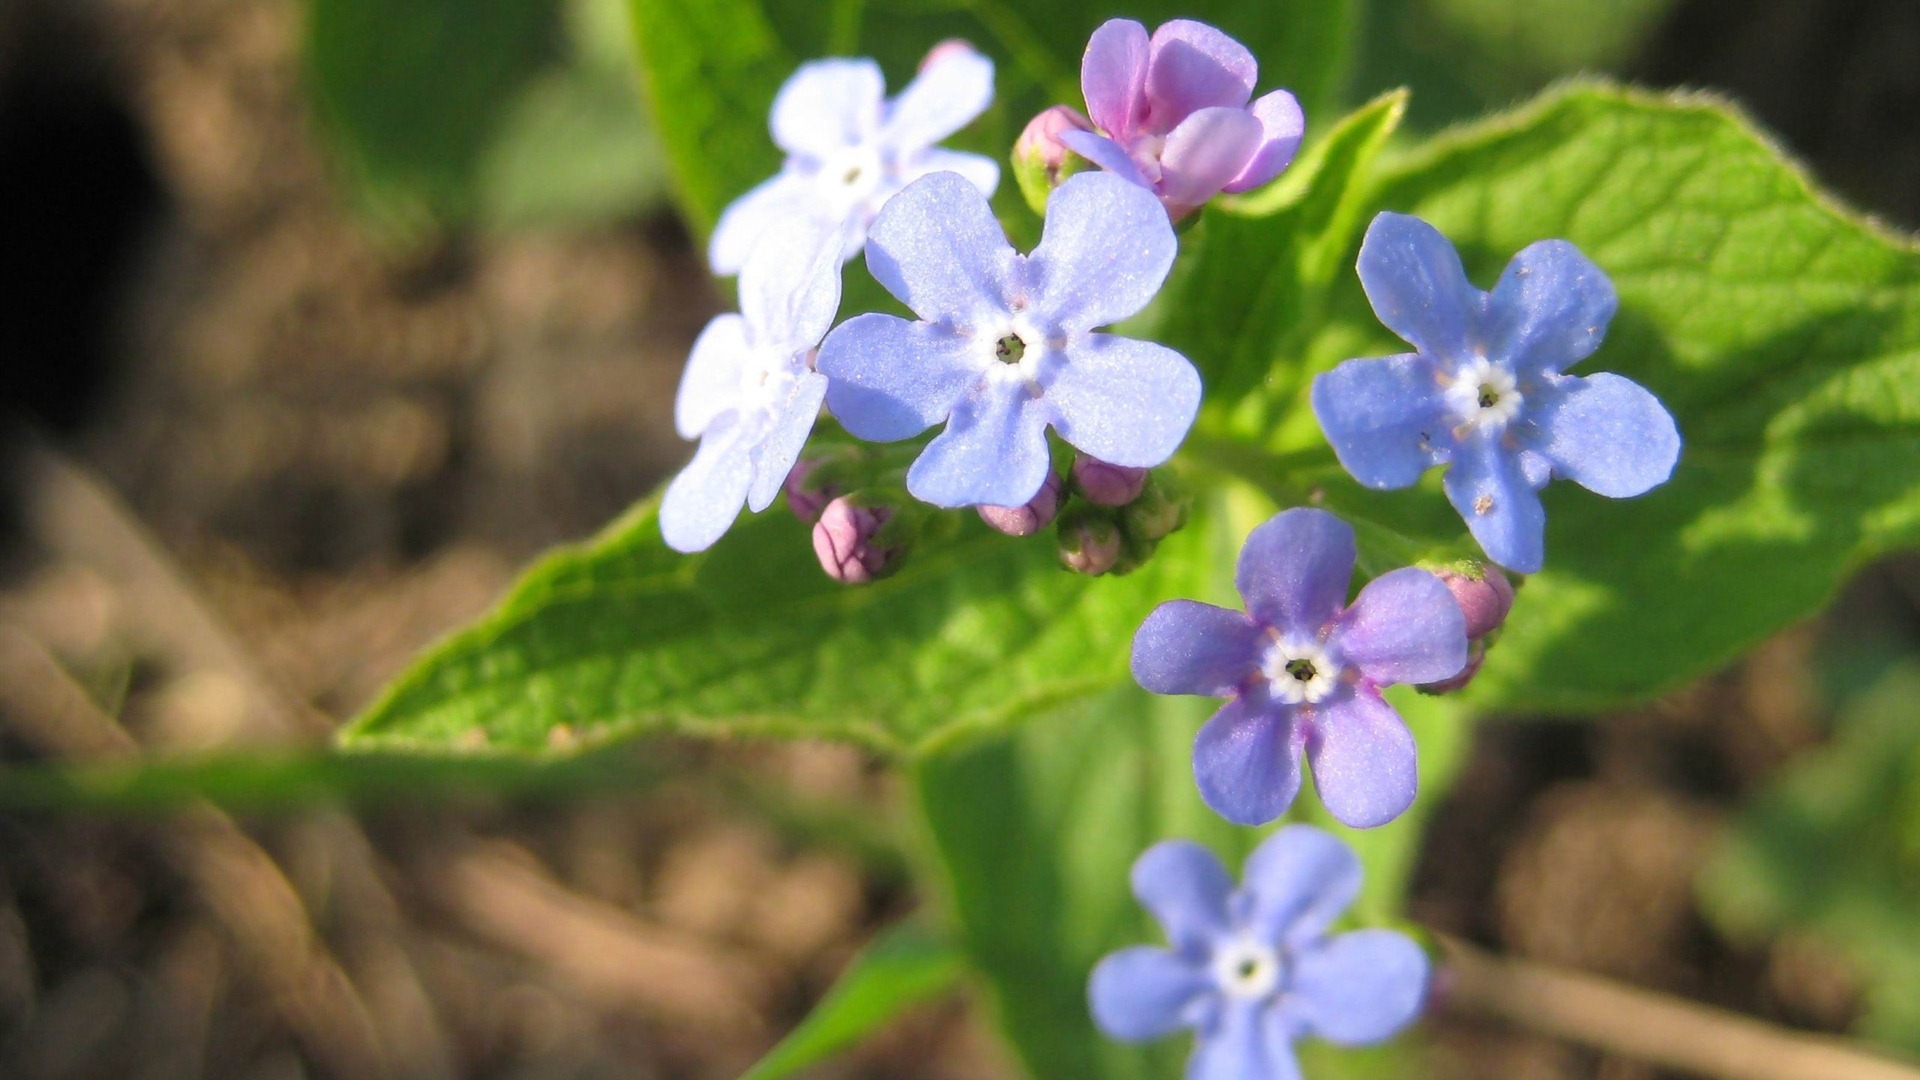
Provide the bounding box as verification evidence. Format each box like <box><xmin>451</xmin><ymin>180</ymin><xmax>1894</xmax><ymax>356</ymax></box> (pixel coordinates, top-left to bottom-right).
<box><xmin>1132</xmin><ymin>508</ymin><xmax>1467</xmax><ymax>828</ymax></box>
<box><xmin>661</xmin><ymin>224</ymin><xmax>841</xmax><ymax>553</ymax></box>
<box><xmin>816</xmin><ymin>170</ymin><xmax>1202</xmax><ymax>509</ymax></box>
<box><xmin>707</xmin><ymin>45</ymin><xmax>999</xmax><ymax>276</ymax></box>
<box><xmin>1312</xmin><ymin>212</ymin><xmax>1681</xmax><ymax>573</ymax></box>
<box><xmin>1090</xmin><ymin>828</ymin><xmax>1431</xmax><ymax>1080</ymax></box>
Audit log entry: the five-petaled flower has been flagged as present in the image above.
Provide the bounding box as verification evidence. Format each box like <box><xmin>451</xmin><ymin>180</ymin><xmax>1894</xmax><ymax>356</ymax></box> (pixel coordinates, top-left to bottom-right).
<box><xmin>1090</xmin><ymin>828</ymin><xmax>1431</xmax><ymax>1079</ymax></box>
<box><xmin>1062</xmin><ymin>18</ymin><xmax>1304</xmax><ymax>220</ymax></box>
<box><xmin>1312</xmin><ymin>212</ymin><xmax>1681</xmax><ymax>573</ymax></box>
<box><xmin>661</xmin><ymin>224</ymin><xmax>841</xmax><ymax>554</ymax></box>
<box><xmin>707</xmin><ymin>45</ymin><xmax>999</xmax><ymax>275</ymax></box>
<box><xmin>1132</xmin><ymin>508</ymin><xmax>1466</xmax><ymax>828</ymax></box>
<box><xmin>816</xmin><ymin>170</ymin><xmax>1202</xmax><ymax>510</ymax></box>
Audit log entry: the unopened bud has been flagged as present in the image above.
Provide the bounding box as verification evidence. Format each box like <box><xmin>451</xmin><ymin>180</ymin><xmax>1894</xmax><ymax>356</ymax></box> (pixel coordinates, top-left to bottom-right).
<box><xmin>1057</xmin><ymin>508</ymin><xmax>1123</xmax><ymax>575</ymax></box>
<box><xmin>1013</xmin><ymin>105</ymin><xmax>1094</xmax><ymax>216</ymax></box>
<box><xmin>1433</xmin><ymin>562</ymin><xmax>1516</xmax><ymax>641</ymax></box>
<box><xmin>978</xmin><ymin>470</ymin><xmax>1064</xmax><ymax>536</ymax></box>
<box><xmin>783</xmin><ymin>457</ymin><xmax>841</xmax><ymax>524</ymax></box>
<box><xmin>919</xmin><ymin>38</ymin><xmax>979</xmax><ymax>73</ymax></box>
<box><xmin>1071</xmin><ymin>457</ymin><xmax>1148</xmax><ymax>507</ymax></box>
<box><xmin>1122</xmin><ymin>473</ymin><xmax>1189</xmax><ymax>542</ymax></box>
<box><xmin>812</xmin><ymin>496</ymin><xmax>906</xmax><ymax>584</ymax></box>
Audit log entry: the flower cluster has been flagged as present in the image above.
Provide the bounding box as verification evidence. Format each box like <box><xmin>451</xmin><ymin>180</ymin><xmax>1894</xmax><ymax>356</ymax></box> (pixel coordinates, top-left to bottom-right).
<box><xmin>655</xmin><ymin>20</ymin><xmax>1683</xmax><ymax>1079</ymax></box>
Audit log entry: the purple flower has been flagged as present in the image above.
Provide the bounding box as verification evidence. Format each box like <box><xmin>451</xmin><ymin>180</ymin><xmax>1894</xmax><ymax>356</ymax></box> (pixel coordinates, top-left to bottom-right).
<box><xmin>1090</xmin><ymin>828</ymin><xmax>1431</xmax><ymax>1079</ymax></box>
<box><xmin>816</xmin><ymin>170</ymin><xmax>1201</xmax><ymax>509</ymax></box>
<box><xmin>708</xmin><ymin>44</ymin><xmax>999</xmax><ymax>275</ymax></box>
<box><xmin>661</xmin><ymin>224</ymin><xmax>840</xmax><ymax>553</ymax></box>
<box><xmin>1131</xmin><ymin>508</ymin><xmax>1467</xmax><ymax>828</ymax></box>
<box><xmin>1062</xmin><ymin>19</ymin><xmax>1304</xmax><ymax>220</ymax></box>
<box><xmin>1312</xmin><ymin>213</ymin><xmax>1681</xmax><ymax>573</ymax></box>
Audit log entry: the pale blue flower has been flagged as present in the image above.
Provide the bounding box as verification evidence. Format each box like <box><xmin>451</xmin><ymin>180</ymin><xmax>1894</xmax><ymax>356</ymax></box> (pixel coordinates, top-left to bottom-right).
<box><xmin>1312</xmin><ymin>212</ymin><xmax>1681</xmax><ymax>573</ymax></box>
<box><xmin>816</xmin><ymin>170</ymin><xmax>1200</xmax><ymax>509</ymax></box>
<box><xmin>708</xmin><ymin>45</ymin><xmax>999</xmax><ymax>276</ymax></box>
<box><xmin>1090</xmin><ymin>828</ymin><xmax>1431</xmax><ymax>1080</ymax></box>
<box><xmin>662</xmin><ymin>224</ymin><xmax>840</xmax><ymax>553</ymax></box>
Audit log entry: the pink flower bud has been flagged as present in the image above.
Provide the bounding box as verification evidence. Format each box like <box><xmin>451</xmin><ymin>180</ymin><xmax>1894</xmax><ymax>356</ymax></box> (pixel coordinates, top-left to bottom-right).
<box><xmin>1058</xmin><ymin>511</ymin><xmax>1123</xmax><ymax>575</ymax></box>
<box><xmin>978</xmin><ymin>470</ymin><xmax>1065</xmax><ymax>536</ymax></box>
<box><xmin>1072</xmin><ymin>457</ymin><xmax>1149</xmax><ymax>507</ymax></box>
<box><xmin>812</xmin><ymin>497</ymin><xmax>903</xmax><ymax>584</ymax></box>
<box><xmin>783</xmin><ymin>458</ymin><xmax>841</xmax><ymax>524</ymax></box>
<box><xmin>919</xmin><ymin>38</ymin><xmax>979</xmax><ymax>73</ymax></box>
<box><xmin>1434</xmin><ymin>564</ymin><xmax>1516</xmax><ymax>640</ymax></box>
<box><xmin>1016</xmin><ymin>105</ymin><xmax>1096</xmax><ymax>177</ymax></box>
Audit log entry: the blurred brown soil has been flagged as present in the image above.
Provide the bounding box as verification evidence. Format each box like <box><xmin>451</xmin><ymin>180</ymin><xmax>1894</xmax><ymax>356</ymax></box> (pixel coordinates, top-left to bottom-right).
<box><xmin>0</xmin><ymin>0</ymin><xmax>1916</xmax><ymax>1078</ymax></box>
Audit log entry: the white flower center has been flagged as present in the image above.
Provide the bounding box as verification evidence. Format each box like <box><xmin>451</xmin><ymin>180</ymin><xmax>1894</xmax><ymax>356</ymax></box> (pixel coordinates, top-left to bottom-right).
<box><xmin>738</xmin><ymin>349</ymin><xmax>800</xmax><ymax>416</ymax></box>
<box><xmin>1445</xmin><ymin>356</ymin><xmax>1523</xmax><ymax>431</ymax></box>
<box><xmin>1260</xmin><ymin>639</ymin><xmax>1341</xmax><ymax>705</ymax></box>
<box><xmin>978</xmin><ymin>310</ymin><xmax>1054</xmax><ymax>393</ymax></box>
<box><xmin>1210</xmin><ymin>938</ymin><xmax>1282</xmax><ymax>1001</ymax></box>
<box><xmin>815</xmin><ymin>143</ymin><xmax>888</xmax><ymax>214</ymax></box>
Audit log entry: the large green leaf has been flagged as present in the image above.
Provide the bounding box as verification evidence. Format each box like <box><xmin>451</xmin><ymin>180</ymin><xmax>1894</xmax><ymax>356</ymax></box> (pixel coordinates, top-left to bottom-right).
<box><xmin>913</xmin><ymin>683</ymin><xmax>1463</xmax><ymax>1080</ymax></box>
<box><xmin>341</xmin><ymin>496</ymin><xmax>1223</xmax><ymax>756</ymax></box>
<box><xmin>1163</xmin><ymin>82</ymin><xmax>1920</xmax><ymax>713</ymax></box>
<box><xmin>628</xmin><ymin>0</ymin><xmax>1356</xmax><ymax>236</ymax></box>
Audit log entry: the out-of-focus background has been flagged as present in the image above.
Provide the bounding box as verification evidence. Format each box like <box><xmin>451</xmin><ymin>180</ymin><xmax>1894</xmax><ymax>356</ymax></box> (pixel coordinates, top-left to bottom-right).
<box><xmin>2</xmin><ymin>0</ymin><xmax>1919</xmax><ymax>1077</ymax></box>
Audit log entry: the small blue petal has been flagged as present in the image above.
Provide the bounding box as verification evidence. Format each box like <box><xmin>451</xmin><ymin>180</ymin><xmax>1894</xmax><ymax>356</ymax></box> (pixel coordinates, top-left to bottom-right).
<box><xmin>770</xmin><ymin>58</ymin><xmax>884</xmax><ymax>159</ymax></box>
<box><xmin>1310</xmin><ymin>353</ymin><xmax>1448</xmax><ymax>489</ymax></box>
<box><xmin>1330</xmin><ymin>567</ymin><xmax>1467</xmax><ymax>687</ymax></box>
<box><xmin>1059</xmin><ymin>128</ymin><xmax>1150</xmax><ymax>187</ymax></box>
<box><xmin>818</xmin><ymin>313</ymin><xmax>983</xmax><ymax>442</ymax></box>
<box><xmin>865</xmin><ymin>172</ymin><xmax>1017</xmax><ymax>322</ymax></box>
<box><xmin>660</xmin><ymin>420</ymin><xmax>754</xmax><ymax>554</ymax></box>
<box><xmin>905</xmin><ymin>387</ymin><xmax>1052</xmax><ymax>508</ymax></box>
<box><xmin>1045</xmin><ymin>334</ymin><xmax>1201</xmax><ymax>468</ymax></box>
<box><xmin>1131</xmin><ymin>840</ymin><xmax>1236</xmax><ymax>953</ymax></box>
<box><xmin>1356</xmin><ymin>212</ymin><xmax>1482</xmax><ymax>359</ymax></box>
<box><xmin>1302</xmin><ymin>686</ymin><xmax>1418</xmax><ymax>829</ymax></box>
<box><xmin>746</xmin><ymin>372</ymin><xmax>827</xmax><ymax>512</ymax></box>
<box><xmin>708</xmin><ymin>172</ymin><xmax>819</xmax><ymax>276</ymax></box>
<box><xmin>1285</xmin><ymin>929</ymin><xmax>1430</xmax><ymax>1045</ymax></box>
<box><xmin>738</xmin><ymin>222</ymin><xmax>844</xmax><ymax>350</ymax></box>
<box><xmin>1186</xmin><ymin>1001</ymin><xmax>1302</xmax><ymax>1080</ymax></box>
<box><xmin>1131</xmin><ymin>600</ymin><xmax>1262</xmax><ymax>698</ymax></box>
<box><xmin>1234</xmin><ymin>508</ymin><xmax>1356</xmax><ymax>636</ymax></box>
<box><xmin>1239</xmin><ymin>826</ymin><xmax>1363</xmax><ymax>949</ymax></box>
<box><xmin>1090</xmin><ymin>947</ymin><xmax>1213</xmax><ymax>1041</ymax></box>
<box><xmin>1444</xmin><ymin>431</ymin><xmax>1547</xmax><ymax>573</ymax></box>
<box><xmin>1028</xmin><ymin>171</ymin><xmax>1179</xmax><ymax>333</ymax></box>
<box><xmin>1193</xmin><ymin>693</ymin><xmax>1305</xmax><ymax>826</ymax></box>
<box><xmin>1528</xmin><ymin>371</ymin><xmax>1680</xmax><ymax>498</ymax></box>
<box><xmin>675</xmin><ymin>314</ymin><xmax>752</xmax><ymax>440</ymax></box>
<box><xmin>882</xmin><ymin>46</ymin><xmax>995</xmax><ymax>151</ymax></box>
<box><xmin>1484</xmin><ymin>239</ymin><xmax>1617</xmax><ymax>376</ymax></box>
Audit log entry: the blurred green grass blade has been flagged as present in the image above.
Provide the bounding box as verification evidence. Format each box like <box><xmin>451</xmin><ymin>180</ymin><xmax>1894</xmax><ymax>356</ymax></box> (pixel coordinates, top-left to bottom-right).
<box><xmin>738</xmin><ymin>924</ymin><xmax>965</xmax><ymax>1080</ymax></box>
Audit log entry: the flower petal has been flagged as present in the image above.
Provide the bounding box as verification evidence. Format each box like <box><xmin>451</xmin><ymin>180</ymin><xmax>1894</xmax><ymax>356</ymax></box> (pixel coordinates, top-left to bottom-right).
<box><xmin>1193</xmin><ymin>694</ymin><xmax>1305</xmax><ymax>827</ymax></box>
<box><xmin>660</xmin><ymin>420</ymin><xmax>753</xmax><ymax>554</ymax></box>
<box><xmin>675</xmin><ymin>314</ymin><xmax>751</xmax><ymax>439</ymax></box>
<box><xmin>864</xmin><ymin>171</ymin><xmax>1017</xmax><ymax>322</ymax></box>
<box><xmin>746</xmin><ymin>371</ymin><xmax>827</xmax><ymax>512</ymax></box>
<box><xmin>1357</xmin><ymin>212</ymin><xmax>1483</xmax><ymax>359</ymax></box>
<box><xmin>1157</xmin><ymin>106</ymin><xmax>1265</xmax><ymax>215</ymax></box>
<box><xmin>883</xmin><ymin>45</ymin><xmax>994</xmax><ymax>150</ymax></box>
<box><xmin>900</xmin><ymin>147</ymin><xmax>1001</xmax><ymax>197</ymax></box>
<box><xmin>1028</xmin><ymin>172</ymin><xmax>1178</xmax><ymax>332</ymax></box>
<box><xmin>1485</xmin><ymin>239</ymin><xmax>1617</xmax><ymax>376</ymax></box>
<box><xmin>1331</xmin><ymin>567</ymin><xmax>1468</xmax><ymax>687</ymax></box>
<box><xmin>1303</xmin><ymin>687</ymin><xmax>1418</xmax><ymax>829</ymax></box>
<box><xmin>1132</xmin><ymin>840</ymin><xmax>1235</xmax><ymax>952</ymax></box>
<box><xmin>739</xmin><ymin>222</ymin><xmax>844</xmax><ymax>350</ymax></box>
<box><xmin>1132</xmin><ymin>600</ymin><xmax>1262</xmax><ymax>697</ymax></box>
<box><xmin>1240</xmin><ymin>825</ymin><xmax>1363</xmax><ymax>947</ymax></box>
<box><xmin>818</xmin><ymin>313</ymin><xmax>982</xmax><ymax>441</ymax></box>
<box><xmin>1082</xmin><ymin>19</ymin><xmax>1151</xmax><ymax>140</ymax></box>
<box><xmin>1310</xmin><ymin>353</ymin><xmax>1449</xmax><ymax>489</ymax></box>
<box><xmin>1222</xmin><ymin>90</ymin><xmax>1304</xmax><ymax>194</ymax></box>
<box><xmin>1235</xmin><ymin>508</ymin><xmax>1356</xmax><ymax>635</ymax></box>
<box><xmin>1444</xmin><ymin>431</ymin><xmax>1547</xmax><ymax>573</ymax></box>
<box><xmin>1044</xmin><ymin>335</ymin><xmax>1200</xmax><ymax>467</ymax></box>
<box><xmin>1187</xmin><ymin>1001</ymin><xmax>1302</xmax><ymax>1080</ymax></box>
<box><xmin>1146</xmin><ymin>20</ymin><xmax>1256</xmax><ymax>127</ymax></box>
<box><xmin>771</xmin><ymin>58</ymin><xmax>884</xmax><ymax>159</ymax></box>
<box><xmin>1090</xmin><ymin>947</ymin><xmax>1213</xmax><ymax>1041</ymax></box>
<box><xmin>906</xmin><ymin>387</ymin><xmax>1051</xmax><ymax>507</ymax></box>
<box><xmin>708</xmin><ymin>172</ymin><xmax>818</xmax><ymax>276</ymax></box>
<box><xmin>1528</xmin><ymin>372</ymin><xmax>1680</xmax><ymax>498</ymax></box>
<box><xmin>1286</xmin><ymin>929</ymin><xmax>1430</xmax><ymax>1044</ymax></box>
<box><xmin>1058</xmin><ymin>129</ymin><xmax>1151</xmax><ymax>187</ymax></box>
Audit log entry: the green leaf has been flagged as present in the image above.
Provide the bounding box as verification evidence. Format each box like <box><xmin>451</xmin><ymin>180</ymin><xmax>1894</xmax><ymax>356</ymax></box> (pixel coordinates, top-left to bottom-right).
<box><xmin>739</xmin><ymin>924</ymin><xmax>965</xmax><ymax>1080</ymax></box>
<box><xmin>342</xmin><ymin>493</ymin><xmax>1225</xmax><ymax>757</ymax></box>
<box><xmin>1699</xmin><ymin>664</ymin><xmax>1920</xmax><ymax>1055</ymax></box>
<box><xmin>1175</xmin><ymin>82</ymin><xmax>1920</xmax><ymax>713</ymax></box>
<box><xmin>913</xmin><ymin>683</ymin><xmax>1463</xmax><ymax>1080</ymax></box>
<box><xmin>628</xmin><ymin>0</ymin><xmax>1357</xmax><ymax>238</ymax></box>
